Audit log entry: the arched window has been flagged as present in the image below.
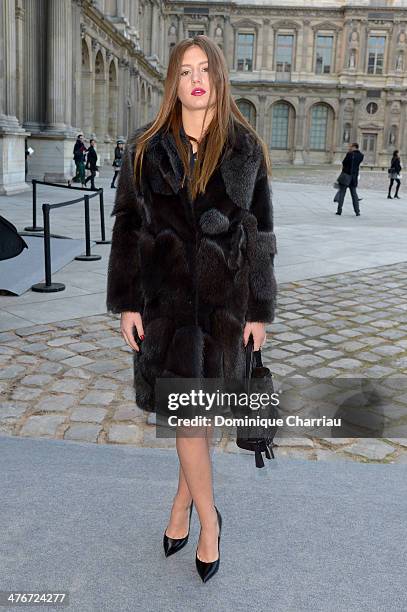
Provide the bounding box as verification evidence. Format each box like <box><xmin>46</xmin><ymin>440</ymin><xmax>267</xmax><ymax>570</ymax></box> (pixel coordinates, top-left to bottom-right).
<box><xmin>310</xmin><ymin>104</ymin><xmax>329</xmax><ymax>150</ymax></box>
<box><xmin>236</xmin><ymin>99</ymin><xmax>256</xmax><ymax>128</ymax></box>
<box><xmin>271</xmin><ymin>102</ymin><xmax>290</xmax><ymax>149</ymax></box>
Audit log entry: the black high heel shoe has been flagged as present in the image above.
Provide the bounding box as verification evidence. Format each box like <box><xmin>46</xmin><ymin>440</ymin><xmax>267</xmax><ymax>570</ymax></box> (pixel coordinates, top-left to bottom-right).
<box><xmin>163</xmin><ymin>502</ymin><xmax>193</xmax><ymax>558</ymax></box>
<box><xmin>195</xmin><ymin>506</ymin><xmax>222</xmax><ymax>583</ymax></box>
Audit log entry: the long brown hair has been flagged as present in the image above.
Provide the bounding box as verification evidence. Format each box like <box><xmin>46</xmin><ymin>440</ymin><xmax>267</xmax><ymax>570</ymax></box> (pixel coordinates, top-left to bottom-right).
<box><xmin>133</xmin><ymin>35</ymin><xmax>271</xmax><ymax>201</ymax></box>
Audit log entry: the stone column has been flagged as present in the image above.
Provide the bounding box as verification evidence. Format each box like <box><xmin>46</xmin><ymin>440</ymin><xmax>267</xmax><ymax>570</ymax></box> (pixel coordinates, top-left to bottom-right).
<box><xmin>0</xmin><ymin>0</ymin><xmax>29</xmax><ymax>194</ymax></box>
<box><xmin>117</xmin><ymin>0</ymin><xmax>124</xmax><ymax>18</ymax></box>
<box><xmin>223</xmin><ymin>16</ymin><xmax>231</xmax><ymax>69</ymax></box>
<box><xmin>293</xmin><ymin>96</ymin><xmax>306</xmax><ymax>165</ymax></box>
<box><xmin>178</xmin><ymin>15</ymin><xmax>184</xmax><ymax>42</ymax></box>
<box><xmin>333</xmin><ymin>97</ymin><xmax>346</xmax><ymax>164</ymax></box>
<box><xmin>261</xmin><ymin>19</ymin><xmax>270</xmax><ymax>71</ymax></box>
<box><xmin>358</xmin><ymin>22</ymin><xmax>368</xmax><ymax>73</ymax></box>
<box><xmin>258</xmin><ymin>95</ymin><xmax>266</xmax><ymax>138</ymax></box>
<box><xmin>71</xmin><ymin>0</ymin><xmax>82</xmax><ymax>133</ymax></box>
<box><xmin>400</xmin><ymin>100</ymin><xmax>407</xmax><ymax>159</ymax></box>
<box><xmin>23</xmin><ymin>0</ymin><xmax>45</xmax><ymax>131</ymax></box>
<box><xmin>46</xmin><ymin>0</ymin><xmax>72</xmax><ymax>131</ymax></box>
<box><xmin>267</xmin><ymin>26</ymin><xmax>274</xmax><ymax>70</ymax></box>
<box><xmin>151</xmin><ymin>2</ymin><xmax>159</xmax><ymax>57</ymax></box>
<box><xmin>208</xmin><ymin>15</ymin><xmax>215</xmax><ymax>40</ymax></box>
<box><xmin>37</xmin><ymin>0</ymin><xmax>76</xmax><ymax>182</ymax></box>
<box><xmin>15</xmin><ymin>1</ymin><xmax>25</xmax><ymax>124</ymax></box>
<box><xmin>352</xmin><ymin>98</ymin><xmax>361</xmax><ymax>143</ymax></box>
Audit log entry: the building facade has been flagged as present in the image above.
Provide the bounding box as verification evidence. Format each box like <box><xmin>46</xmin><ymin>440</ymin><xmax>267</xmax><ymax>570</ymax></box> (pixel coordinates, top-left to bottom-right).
<box><xmin>1</xmin><ymin>0</ymin><xmax>407</xmax><ymax>194</ymax></box>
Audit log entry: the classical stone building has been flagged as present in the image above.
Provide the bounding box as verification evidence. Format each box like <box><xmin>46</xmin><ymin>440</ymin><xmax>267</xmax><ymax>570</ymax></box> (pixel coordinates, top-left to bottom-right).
<box><xmin>1</xmin><ymin>0</ymin><xmax>168</xmax><ymax>193</ymax></box>
<box><xmin>1</xmin><ymin>0</ymin><xmax>407</xmax><ymax>194</ymax></box>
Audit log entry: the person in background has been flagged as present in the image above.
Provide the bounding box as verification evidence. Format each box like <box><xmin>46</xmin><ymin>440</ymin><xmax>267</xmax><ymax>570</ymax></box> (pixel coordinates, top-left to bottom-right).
<box><xmin>335</xmin><ymin>142</ymin><xmax>364</xmax><ymax>216</ymax></box>
<box><xmin>388</xmin><ymin>150</ymin><xmax>402</xmax><ymax>199</ymax></box>
<box><xmin>84</xmin><ymin>139</ymin><xmax>98</xmax><ymax>190</ymax></box>
<box><xmin>111</xmin><ymin>139</ymin><xmax>125</xmax><ymax>188</ymax></box>
<box><xmin>72</xmin><ymin>134</ymin><xmax>87</xmax><ymax>186</ymax></box>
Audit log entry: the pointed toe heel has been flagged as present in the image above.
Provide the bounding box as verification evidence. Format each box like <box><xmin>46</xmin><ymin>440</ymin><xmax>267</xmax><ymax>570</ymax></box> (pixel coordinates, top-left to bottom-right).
<box><xmin>163</xmin><ymin>502</ymin><xmax>193</xmax><ymax>558</ymax></box>
<box><xmin>195</xmin><ymin>506</ymin><xmax>222</xmax><ymax>583</ymax></box>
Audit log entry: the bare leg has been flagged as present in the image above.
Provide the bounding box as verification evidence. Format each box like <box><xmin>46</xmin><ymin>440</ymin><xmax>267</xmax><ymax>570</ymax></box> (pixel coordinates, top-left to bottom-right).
<box><xmin>164</xmin><ymin>463</ymin><xmax>192</xmax><ymax>539</ymax></box>
<box><xmin>175</xmin><ymin>426</ymin><xmax>220</xmax><ymax>562</ymax></box>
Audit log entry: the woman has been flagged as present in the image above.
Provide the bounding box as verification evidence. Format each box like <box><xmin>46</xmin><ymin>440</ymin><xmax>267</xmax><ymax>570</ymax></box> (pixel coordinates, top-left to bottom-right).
<box><xmin>84</xmin><ymin>139</ymin><xmax>98</xmax><ymax>190</ymax></box>
<box><xmin>111</xmin><ymin>139</ymin><xmax>125</xmax><ymax>188</ymax></box>
<box><xmin>388</xmin><ymin>150</ymin><xmax>402</xmax><ymax>199</ymax></box>
<box><xmin>106</xmin><ymin>36</ymin><xmax>277</xmax><ymax>583</ymax></box>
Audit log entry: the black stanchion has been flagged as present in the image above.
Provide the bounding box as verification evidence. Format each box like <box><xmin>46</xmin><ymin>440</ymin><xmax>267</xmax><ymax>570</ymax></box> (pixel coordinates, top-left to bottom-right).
<box><xmin>31</xmin><ymin>204</ymin><xmax>65</xmax><ymax>293</ymax></box>
<box><xmin>95</xmin><ymin>188</ymin><xmax>111</xmax><ymax>245</ymax></box>
<box><xmin>24</xmin><ymin>180</ymin><xmax>44</xmax><ymax>232</ymax></box>
<box><xmin>75</xmin><ymin>194</ymin><xmax>101</xmax><ymax>261</ymax></box>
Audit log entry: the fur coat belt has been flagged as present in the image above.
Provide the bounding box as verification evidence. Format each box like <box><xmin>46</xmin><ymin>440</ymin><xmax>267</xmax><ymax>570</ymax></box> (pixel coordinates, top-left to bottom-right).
<box><xmin>106</xmin><ymin>120</ymin><xmax>278</xmax><ymax>412</ymax></box>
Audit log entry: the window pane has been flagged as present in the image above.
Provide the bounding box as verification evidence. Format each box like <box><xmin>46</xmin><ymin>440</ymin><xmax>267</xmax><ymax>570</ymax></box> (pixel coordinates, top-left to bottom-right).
<box><xmin>367</xmin><ymin>36</ymin><xmax>385</xmax><ymax>74</ymax></box>
<box><xmin>315</xmin><ymin>35</ymin><xmax>333</xmax><ymax>74</ymax></box>
<box><xmin>237</xmin><ymin>100</ymin><xmax>256</xmax><ymax>127</ymax></box>
<box><xmin>237</xmin><ymin>33</ymin><xmax>254</xmax><ymax>71</ymax></box>
<box><xmin>276</xmin><ymin>35</ymin><xmax>293</xmax><ymax>72</ymax></box>
<box><xmin>310</xmin><ymin>105</ymin><xmax>328</xmax><ymax>150</ymax></box>
<box><xmin>271</xmin><ymin>103</ymin><xmax>289</xmax><ymax>149</ymax></box>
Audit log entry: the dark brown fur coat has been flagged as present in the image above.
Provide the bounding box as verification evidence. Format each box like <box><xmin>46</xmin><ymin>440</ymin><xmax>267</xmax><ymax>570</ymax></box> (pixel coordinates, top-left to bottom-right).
<box><xmin>106</xmin><ymin>119</ymin><xmax>278</xmax><ymax>412</ymax></box>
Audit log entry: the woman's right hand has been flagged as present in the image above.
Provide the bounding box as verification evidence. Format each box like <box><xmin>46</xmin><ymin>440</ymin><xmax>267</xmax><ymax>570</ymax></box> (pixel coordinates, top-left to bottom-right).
<box><xmin>120</xmin><ymin>311</ymin><xmax>144</xmax><ymax>352</ymax></box>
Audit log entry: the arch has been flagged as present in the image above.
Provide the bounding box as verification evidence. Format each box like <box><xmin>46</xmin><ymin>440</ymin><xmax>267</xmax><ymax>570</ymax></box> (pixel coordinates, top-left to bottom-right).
<box><xmin>308</xmin><ymin>102</ymin><xmax>335</xmax><ymax>152</ymax></box>
<box><xmin>236</xmin><ymin>98</ymin><xmax>257</xmax><ymax>128</ymax></box>
<box><xmin>270</xmin><ymin>100</ymin><xmax>296</xmax><ymax>151</ymax></box>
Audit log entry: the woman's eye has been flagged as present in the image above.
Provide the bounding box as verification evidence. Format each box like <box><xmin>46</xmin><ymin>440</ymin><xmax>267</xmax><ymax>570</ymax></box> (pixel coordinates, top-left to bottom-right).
<box><xmin>181</xmin><ymin>67</ymin><xmax>208</xmax><ymax>76</ymax></box>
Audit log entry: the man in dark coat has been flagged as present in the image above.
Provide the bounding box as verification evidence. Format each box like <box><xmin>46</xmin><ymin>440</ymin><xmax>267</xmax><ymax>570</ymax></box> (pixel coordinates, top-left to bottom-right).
<box><xmin>335</xmin><ymin>143</ymin><xmax>364</xmax><ymax>216</ymax></box>
<box><xmin>72</xmin><ymin>134</ymin><xmax>87</xmax><ymax>185</ymax></box>
<box><xmin>84</xmin><ymin>139</ymin><xmax>98</xmax><ymax>189</ymax></box>
<box><xmin>105</xmin><ymin>119</ymin><xmax>278</xmax><ymax>413</ymax></box>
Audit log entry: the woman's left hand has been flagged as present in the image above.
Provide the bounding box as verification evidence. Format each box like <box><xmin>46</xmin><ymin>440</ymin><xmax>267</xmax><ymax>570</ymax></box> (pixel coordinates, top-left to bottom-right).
<box><xmin>243</xmin><ymin>322</ymin><xmax>266</xmax><ymax>351</ymax></box>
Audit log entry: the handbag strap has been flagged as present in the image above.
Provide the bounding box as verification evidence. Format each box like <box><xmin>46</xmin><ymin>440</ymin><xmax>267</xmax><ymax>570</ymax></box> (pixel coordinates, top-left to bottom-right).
<box><xmin>245</xmin><ymin>334</ymin><xmax>254</xmax><ymax>379</ymax></box>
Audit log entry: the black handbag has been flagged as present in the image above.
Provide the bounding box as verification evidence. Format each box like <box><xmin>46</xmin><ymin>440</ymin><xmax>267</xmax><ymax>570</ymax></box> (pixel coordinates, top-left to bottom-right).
<box><xmin>236</xmin><ymin>334</ymin><xmax>278</xmax><ymax>468</ymax></box>
<box><xmin>337</xmin><ymin>171</ymin><xmax>352</xmax><ymax>186</ymax></box>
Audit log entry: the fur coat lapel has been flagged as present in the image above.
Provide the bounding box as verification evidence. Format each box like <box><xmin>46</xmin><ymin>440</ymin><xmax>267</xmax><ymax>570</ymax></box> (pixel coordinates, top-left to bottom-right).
<box><xmin>133</xmin><ymin>120</ymin><xmax>262</xmax><ymax>211</ymax></box>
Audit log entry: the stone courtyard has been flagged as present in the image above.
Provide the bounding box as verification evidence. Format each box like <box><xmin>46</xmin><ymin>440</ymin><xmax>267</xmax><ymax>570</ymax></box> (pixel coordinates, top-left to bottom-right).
<box><xmin>1</xmin><ymin>168</ymin><xmax>407</xmax><ymax>463</ymax></box>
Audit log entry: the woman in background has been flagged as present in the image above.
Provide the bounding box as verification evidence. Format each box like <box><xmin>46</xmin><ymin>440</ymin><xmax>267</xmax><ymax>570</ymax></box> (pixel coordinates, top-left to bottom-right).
<box><xmin>111</xmin><ymin>139</ymin><xmax>125</xmax><ymax>188</ymax></box>
<box><xmin>388</xmin><ymin>150</ymin><xmax>402</xmax><ymax>199</ymax></box>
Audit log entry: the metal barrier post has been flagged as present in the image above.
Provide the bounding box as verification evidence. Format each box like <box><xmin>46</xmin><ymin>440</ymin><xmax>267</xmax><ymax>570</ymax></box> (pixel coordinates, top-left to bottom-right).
<box><xmin>31</xmin><ymin>204</ymin><xmax>65</xmax><ymax>293</ymax></box>
<box><xmin>75</xmin><ymin>194</ymin><xmax>101</xmax><ymax>261</ymax></box>
<box><xmin>24</xmin><ymin>179</ymin><xmax>44</xmax><ymax>232</ymax></box>
<box><xmin>95</xmin><ymin>188</ymin><xmax>111</xmax><ymax>245</ymax></box>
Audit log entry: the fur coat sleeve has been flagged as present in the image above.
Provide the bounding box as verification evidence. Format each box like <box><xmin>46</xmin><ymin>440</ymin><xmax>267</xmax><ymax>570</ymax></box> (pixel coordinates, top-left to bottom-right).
<box><xmin>244</xmin><ymin>147</ymin><xmax>277</xmax><ymax>323</ymax></box>
<box><xmin>106</xmin><ymin>136</ymin><xmax>145</xmax><ymax>315</ymax></box>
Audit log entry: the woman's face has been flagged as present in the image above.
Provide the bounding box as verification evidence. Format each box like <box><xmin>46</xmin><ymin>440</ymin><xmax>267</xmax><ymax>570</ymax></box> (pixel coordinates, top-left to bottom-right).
<box><xmin>177</xmin><ymin>45</ymin><xmax>215</xmax><ymax>112</ymax></box>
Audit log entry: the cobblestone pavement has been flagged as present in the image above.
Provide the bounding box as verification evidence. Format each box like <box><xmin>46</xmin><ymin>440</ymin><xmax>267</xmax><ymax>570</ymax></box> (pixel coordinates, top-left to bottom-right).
<box><xmin>273</xmin><ymin>166</ymin><xmax>396</xmax><ymax>193</ymax></box>
<box><xmin>1</xmin><ymin>262</ymin><xmax>406</xmax><ymax>464</ymax></box>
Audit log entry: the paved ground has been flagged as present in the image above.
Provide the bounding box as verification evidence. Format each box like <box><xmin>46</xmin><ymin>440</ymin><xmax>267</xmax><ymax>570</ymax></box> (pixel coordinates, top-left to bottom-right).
<box><xmin>1</xmin><ymin>261</ymin><xmax>406</xmax><ymax>462</ymax></box>
<box><xmin>1</xmin><ymin>169</ymin><xmax>407</xmax><ymax>327</ymax></box>
<box><xmin>1</xmin><ymin>168</ymin><xmax>407</xmax><ymax>462</ymax></box>
<box><xmin>1</xmin><ymin>167</ymin><xmax>406</xmax><ymax>612</ymax></box>
<box><xmin>1</xmin><ymin>435</ymin><xmax>406</xmax><ymax>612</ymax></box>
<box><xmin>272</xmin><ymin>165</ymin><xmax>396</xmax><ymax>192</ymax></box>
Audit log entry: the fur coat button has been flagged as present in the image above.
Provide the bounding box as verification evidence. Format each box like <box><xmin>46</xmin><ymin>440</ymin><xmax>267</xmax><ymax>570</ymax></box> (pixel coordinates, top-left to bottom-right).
<box><xmin>199</xmin><ymin>208</ymin><xmax>230</xmax><ymax>235</ymax></box>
